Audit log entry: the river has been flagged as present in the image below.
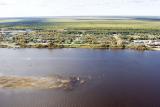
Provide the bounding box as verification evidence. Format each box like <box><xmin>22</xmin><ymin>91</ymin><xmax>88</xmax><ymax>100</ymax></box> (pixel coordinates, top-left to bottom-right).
<box><xmin>0</xmin><ymin>48</ymin><xmax>160</xmax><ymax>107</ymax></box>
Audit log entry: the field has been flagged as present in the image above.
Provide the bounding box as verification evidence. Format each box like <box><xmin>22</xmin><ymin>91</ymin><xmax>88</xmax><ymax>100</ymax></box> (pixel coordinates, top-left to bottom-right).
<box><xmin>0</xmin><ymin>18</ymin><xmax>160</xmax><ymax>32</ymax></box>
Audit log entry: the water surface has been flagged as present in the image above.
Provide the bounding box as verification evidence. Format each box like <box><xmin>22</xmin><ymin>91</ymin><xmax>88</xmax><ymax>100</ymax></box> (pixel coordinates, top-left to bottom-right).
<box><xmin>0</xmin><ymin>48</ymin><xmax>160</xmax><ymax>107</ymax></box>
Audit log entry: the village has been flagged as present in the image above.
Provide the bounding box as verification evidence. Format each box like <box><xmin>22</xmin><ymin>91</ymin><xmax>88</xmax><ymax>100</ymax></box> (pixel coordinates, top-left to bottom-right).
<box><xmin>0</xmin><ymin>28</ymin><xmax>160</xmax><ymax>50</ymax></box>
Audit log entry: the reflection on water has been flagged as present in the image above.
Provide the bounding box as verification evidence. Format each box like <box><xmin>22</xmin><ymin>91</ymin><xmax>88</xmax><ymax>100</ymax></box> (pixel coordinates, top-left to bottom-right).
<box><xmin>0</xmin><ymin>48</ymin><xmax>160</xmax><ymax>107</ymax></box>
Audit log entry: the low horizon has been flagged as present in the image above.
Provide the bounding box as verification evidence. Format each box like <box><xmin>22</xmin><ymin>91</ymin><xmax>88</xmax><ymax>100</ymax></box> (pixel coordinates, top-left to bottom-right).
<box><xmin>0</xmin><ymin>15</ymin><xmax>160</xmax><ymax>19</ymax></box>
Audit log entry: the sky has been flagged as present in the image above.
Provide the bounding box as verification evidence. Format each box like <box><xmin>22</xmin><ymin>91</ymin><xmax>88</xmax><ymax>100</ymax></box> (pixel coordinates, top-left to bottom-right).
<box><xmin>0</xmin><ymin>0</ymin><xmax>160</xmax><ymax>17</ymax></box>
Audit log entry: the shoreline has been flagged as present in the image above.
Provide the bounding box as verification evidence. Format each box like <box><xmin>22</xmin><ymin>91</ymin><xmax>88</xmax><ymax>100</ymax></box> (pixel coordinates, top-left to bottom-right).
<box><xmin>151</xmin><ymin>48</ymin><xmax>160</xmax><ymax>51</ymax></box>
<box><xmin>0</xmin><ymin>43</ymin><xmax>160</xmax><ymax>51</ymax></box>
<box><xmin>1</xmin><ymin>46</ymin><xmax>160</xmax><ymax>51</ymax></box>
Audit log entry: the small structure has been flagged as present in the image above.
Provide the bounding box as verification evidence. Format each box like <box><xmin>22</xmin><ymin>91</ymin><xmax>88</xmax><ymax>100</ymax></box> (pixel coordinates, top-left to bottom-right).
<box><xmin>149</xmin><ymin>40</ymin><xmax>160</xmax><ymax>46</ymax></box>
<box><xmin>0</xmin><ymin>29</ymin><xmax>32</xmax><ymax>36</ymax></box>
<box><xmin>133</xmin><ymin>40</ymin><xmax>152</xmax><ymax>45</ymax></box>
<box><xmin>133</xmin><ymin>40</ymin><xmax>160</xmax><ymax>47</ymax></box>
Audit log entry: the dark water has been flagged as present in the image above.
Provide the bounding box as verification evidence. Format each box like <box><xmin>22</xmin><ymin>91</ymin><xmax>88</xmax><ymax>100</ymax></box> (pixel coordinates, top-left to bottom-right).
<box><xmin>0</xmin><ymin>48</ymin><xmax>160</xmax><ymax>107</ymax></box>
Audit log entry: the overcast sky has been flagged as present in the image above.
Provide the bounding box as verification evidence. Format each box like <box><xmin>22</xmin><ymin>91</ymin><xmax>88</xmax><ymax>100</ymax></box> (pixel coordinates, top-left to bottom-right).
<box><xmin>0</xmin><ymin>0</ymin><xmax>160</xmax><ymax>17</ymax></box>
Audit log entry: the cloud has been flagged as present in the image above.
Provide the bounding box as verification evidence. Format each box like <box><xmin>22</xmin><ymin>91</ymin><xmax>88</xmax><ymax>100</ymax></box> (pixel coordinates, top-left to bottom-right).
<box><xmin>128</xmin><ymin>0</ymin><xmax>160</xmax><ymax>4</ymax></box>
<box><xmin>131</xmin><ymin>0</ymin><xmax>144</xmax><ymax>3</ymax></box>
<box><xmin>0</xmin><ymin>0</ymin><xmax>160</xmax><ymax>17</ymax></box>
<box><xmin>0</xmin><ymin>2</ymin><xmax>8</xmax><ymax>6</ymax></box>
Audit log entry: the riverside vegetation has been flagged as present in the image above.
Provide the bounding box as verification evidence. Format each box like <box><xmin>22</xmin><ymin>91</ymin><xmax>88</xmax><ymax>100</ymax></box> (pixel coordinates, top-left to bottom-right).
<box><xmin>0</xmin><ymin>17</ymin><xmax>160</xmax><ymax>50</ymax></box>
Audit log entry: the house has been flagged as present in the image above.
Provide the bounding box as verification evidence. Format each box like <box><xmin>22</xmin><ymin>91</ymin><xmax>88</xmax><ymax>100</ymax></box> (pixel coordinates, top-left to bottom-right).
<box><xmin>133</xmin><ymin>40</ymin><xmax>152</xmax><ymax>45</ymax></box>
<box><xmin>149</xmin><ymin>40</ymin><xmax>160</xmax><ymax>46</ymax></box>
<box><xmin>0</xmin><ymin>29</ymin><xmax>32</xmax><ymax>36</ymax></box>
<box><xmin>133</xmin><ymin>40</ymin><xmax>160</xmax><ymax>46</ymax></box>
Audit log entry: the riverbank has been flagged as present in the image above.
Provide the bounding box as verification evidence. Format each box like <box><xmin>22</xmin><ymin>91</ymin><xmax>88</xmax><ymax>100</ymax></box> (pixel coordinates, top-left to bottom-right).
<box><xmin>0</xmin><ymin>42</ymin><xmax>153</xmax><ymax>51</ymax></box>
<box><xmin>151</xmin><ymin>48</ymin><xmax>160</xmax><ymax>51</ymax></box>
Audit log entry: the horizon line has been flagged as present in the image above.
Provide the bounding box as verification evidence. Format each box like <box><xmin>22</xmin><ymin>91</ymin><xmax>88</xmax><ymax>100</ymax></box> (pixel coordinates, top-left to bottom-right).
<box><xmin>0</xmin><ymin>15</ymin><xmax>160</xmax><ymax>19</ymax></box>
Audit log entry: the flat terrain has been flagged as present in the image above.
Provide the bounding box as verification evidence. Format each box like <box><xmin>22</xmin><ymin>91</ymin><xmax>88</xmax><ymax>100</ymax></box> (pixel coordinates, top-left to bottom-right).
<box><xmin>1</xmin><ymin>17</ymin><xmax>160</xmax><ymax>31</ymax></box>
<box><xmin>0</xmin><ymin>17</ymin><xmax>160</xmax><ymax>50</ymax></box>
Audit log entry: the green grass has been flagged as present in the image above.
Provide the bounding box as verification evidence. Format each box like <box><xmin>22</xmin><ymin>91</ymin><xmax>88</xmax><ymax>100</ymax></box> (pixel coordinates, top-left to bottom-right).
<box><xmin>52</xmin><ymin>20</ymin><xmax>160</xmax><ymax>30</ymax></box>
<box><xmin>1</xmin><ymin>18</ymin><xmax>160</xmax><ymax>33</ymax></box>
<box><xmin>40</xmin><ymin>19</ymin><xmax>160</xmax><ymax>32</ymax></box>
<box><xmin>0</xmin><ymin>19</ymin><xmax>23</xmax><ymax>23</ymax></box>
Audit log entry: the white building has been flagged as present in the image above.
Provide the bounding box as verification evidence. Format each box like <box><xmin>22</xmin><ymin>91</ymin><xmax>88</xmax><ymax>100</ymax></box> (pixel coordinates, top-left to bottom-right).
<box><xmin>133</xmin><ymin>40</ymin><xmax>160</xmax><ymax>46</ymax></box>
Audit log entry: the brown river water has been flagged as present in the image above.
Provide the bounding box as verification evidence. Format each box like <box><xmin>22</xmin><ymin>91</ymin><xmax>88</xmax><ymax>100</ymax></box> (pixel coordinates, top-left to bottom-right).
<box><xmin>0</xmin><ymin>48</ymin><xmax>160</xmax><ymax>107</ymax></box>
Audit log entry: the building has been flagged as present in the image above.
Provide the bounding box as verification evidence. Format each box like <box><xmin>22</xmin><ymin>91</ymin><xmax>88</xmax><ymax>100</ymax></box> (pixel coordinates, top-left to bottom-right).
<box><xmin>133</xmin><ymin>40</ymin><xmax>160</xmax><ymax>46</ymax></box>
<box><xmin>0</xmin><ymin>29</ymin><xmax>32</xmax><ymax>36</ymax></box>
<box><xmin>133</xmin><ymin>40</ymin><xmax>152</xmax><ymax>45</ymax></box>
<box><xmin>149</xmin><ymin>40</ymin><xmax>160</xmax><ymax>46</ymax></box>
